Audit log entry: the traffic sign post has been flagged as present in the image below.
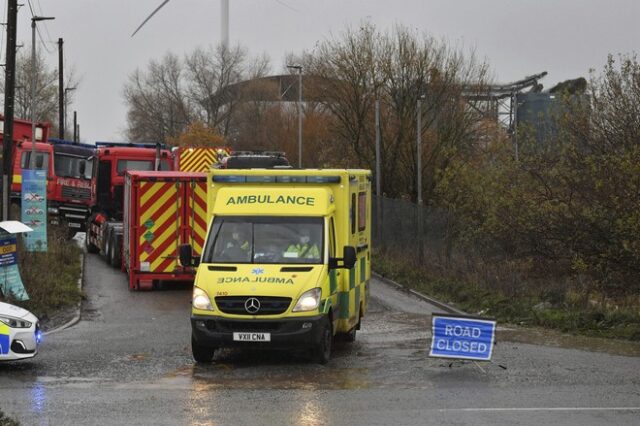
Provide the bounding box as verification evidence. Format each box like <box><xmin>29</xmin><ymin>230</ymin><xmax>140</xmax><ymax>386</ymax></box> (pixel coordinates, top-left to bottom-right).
<box><xmin>429</xmin><ymin>313</ymin><xmax>497</xmax><ymax>361</ymax></box>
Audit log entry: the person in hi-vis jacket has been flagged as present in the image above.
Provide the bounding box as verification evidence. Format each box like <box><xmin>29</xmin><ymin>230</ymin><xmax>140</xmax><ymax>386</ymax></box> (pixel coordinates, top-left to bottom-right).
<box><xmin>286</xmin><ymin>228</ymin><xmax>320</xmax><ymax>260</ymax></box>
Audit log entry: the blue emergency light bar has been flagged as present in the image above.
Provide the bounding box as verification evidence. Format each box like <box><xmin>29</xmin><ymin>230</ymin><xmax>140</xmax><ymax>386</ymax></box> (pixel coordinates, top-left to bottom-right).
<box><xmin>48</xmin><ymin>138</ymin><xmax>96</xmax><ymax>149</ymax></box>
<box><xmin>212</xmin><ymin>175</ymin><xmax>342</xmax><ymax>184</ymax></box>
<box><xmin>95</xmin><ymin>141</ymin><xmax>166</xmax><ymax>149</ymax></box>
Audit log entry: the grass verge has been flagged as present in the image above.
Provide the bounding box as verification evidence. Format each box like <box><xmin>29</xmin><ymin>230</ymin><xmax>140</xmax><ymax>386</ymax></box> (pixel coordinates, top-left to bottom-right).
<box><xmin>0</xmin><ymin>226</ymin><xmax>83</xmax><ymax>321</ymax></box>
<box><xmin>0</xmin><ymin>409</ymin><xmax>20</xmax><ymax>426</ymax></box>
<box><xmin>374</xmin><ymin>251</ymin><xmax>640</xmax><ymax>341</ymax></box>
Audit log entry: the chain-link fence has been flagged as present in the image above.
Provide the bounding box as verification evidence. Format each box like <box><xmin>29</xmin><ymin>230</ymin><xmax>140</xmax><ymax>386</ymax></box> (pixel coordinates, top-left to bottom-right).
<box><xmin>372</xmin><ymin>196</ymin><xmax>453</xmax><ymax>266</ymax></box>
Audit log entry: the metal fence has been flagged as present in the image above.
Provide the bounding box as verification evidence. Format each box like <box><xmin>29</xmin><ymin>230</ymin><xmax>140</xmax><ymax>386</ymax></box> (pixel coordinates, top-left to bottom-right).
<box><xmin>372</xmin><ymin>196</ymin><xmax>452</xmax><ymax>265</ymax></box>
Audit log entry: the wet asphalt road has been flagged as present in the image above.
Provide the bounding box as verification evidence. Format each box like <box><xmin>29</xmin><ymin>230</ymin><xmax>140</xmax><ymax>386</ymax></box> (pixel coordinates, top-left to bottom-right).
<box><xmin>1</xmin><ymin>254</ymin><xmax>640</xmax><ymax>425</ymax></box>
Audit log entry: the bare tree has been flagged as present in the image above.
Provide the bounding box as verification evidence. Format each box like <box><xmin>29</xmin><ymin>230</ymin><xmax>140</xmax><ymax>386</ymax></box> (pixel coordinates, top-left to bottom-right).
<box><xmin>301</xmin><ymin>23</ymin><xmax>490</xmax><ymax>201</ymax></box>
<box><xmin>0</xmin><ymin>50</ymin><xmax>78</xmax><ymax>136</ymax></box>
<box><xmin>123</xmin><ymin>52</ymin><xmax>192</xmax><ymax>142</ymax></box>
<box><xmin>124</xmin><ymin>44</ymin><xmax>271</xmax><ymax>143</ymax></box>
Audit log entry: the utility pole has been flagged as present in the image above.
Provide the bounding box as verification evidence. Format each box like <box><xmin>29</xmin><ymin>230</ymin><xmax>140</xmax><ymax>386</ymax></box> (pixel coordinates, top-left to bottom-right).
<box><xmin>73</xmin><ymin>111</ymin><xmax>77</xmax><ymax>142</ymax></box>
<box><xmin>2</xmin><ymin>0</ymin><xmax>18</xmax><ymax>221</ymax></box>
<box><xmin>30</xmin><ymin>16</ymin><xmax>55</xmax><ymax>168</ymax></box>
<box><xmin>416</xmin><ymin>94</ymin><xmax>425</xmax><ymax>263</ymax></box>
<box><xmin>375</xmin><ymin>99</ymin><xmax>382</xmax><ymax>245</ymax></box>
<box><xmin>58</xmin><ymin>38</ymin><xmax>64</xmax><ymax>139</ymax></box>
<box><xmin>286</xmin><ymin>64</ymin><xmax>303</xmax><ymax>167</ymax></box>
<box><xmin>416</xmin><ymin>96</ymin><xmax>424</xmax><ymax>205</ymax></box>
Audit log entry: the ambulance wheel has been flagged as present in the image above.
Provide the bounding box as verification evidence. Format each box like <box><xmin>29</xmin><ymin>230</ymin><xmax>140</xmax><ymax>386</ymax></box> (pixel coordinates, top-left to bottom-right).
<box><xmin>344</xmin><ymin>311</ymin><xmax>362</xmax><ymax>342</ymax></box>
<box><xmin>313</xmin><ymin>318</ymin><xmax>332</xmax><ymax>365</ymax></box>
<box><xmin>344</xmin><ymin>326</ymin><xmax>357</xmax><ymax>342</ymax></box>
<box><xmin>192</xmin><ymin>335</ymin><xmax>216</xmax><ymax>363</ymax></box>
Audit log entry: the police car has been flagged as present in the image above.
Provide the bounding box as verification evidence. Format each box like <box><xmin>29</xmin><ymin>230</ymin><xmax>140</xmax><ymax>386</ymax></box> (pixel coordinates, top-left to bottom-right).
<box><xmin>0</xmin><ymin>302</ymin><xmax>41</xmax><ymax>361</ymax></box>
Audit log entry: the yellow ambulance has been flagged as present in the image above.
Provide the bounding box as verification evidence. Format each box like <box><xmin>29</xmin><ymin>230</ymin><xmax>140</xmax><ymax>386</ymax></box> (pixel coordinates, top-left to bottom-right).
<box><xmin>180</xmin><ymin>168</ymin><xmax>371</xmax><ymax>364</ymax></box>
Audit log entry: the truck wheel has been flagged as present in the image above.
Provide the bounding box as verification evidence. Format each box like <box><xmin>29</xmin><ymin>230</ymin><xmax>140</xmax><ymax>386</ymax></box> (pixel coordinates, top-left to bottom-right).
<box><xmin>85</xmin><ymin>216</ymin><xmax>99</xmax><ymax>254</ymax></box>
<box><xmin>109</xmin><ymin>233</ymin><xmax>121</xmax><ymax>269</ymax></box>
<box><xmin>313</xmin><ymin>317</ymin><xmax>332</xmax><ymax>365</ymax></box>
<box><xmin>191</xmin><ymin>335</ymin><xmax>216</xmax><ymax>363</ymax></box>
<box><xmin>104</xmin><ymin>229</ymin><xmax>113</xmax><ymax>265</ymax></box>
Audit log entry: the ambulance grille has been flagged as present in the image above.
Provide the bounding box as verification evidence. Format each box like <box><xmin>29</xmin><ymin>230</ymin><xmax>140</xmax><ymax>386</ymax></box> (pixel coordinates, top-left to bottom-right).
<box><xmin>215</xmin><ymin>296</ymin><xmax>292</xmax><ymax>315</ymax></box>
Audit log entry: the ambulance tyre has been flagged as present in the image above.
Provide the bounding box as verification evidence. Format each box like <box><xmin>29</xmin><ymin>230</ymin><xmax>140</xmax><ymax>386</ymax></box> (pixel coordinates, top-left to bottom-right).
<box><xmin>344</xmin><ymin>309</ymin><xmax>363</xmax><ymax>342</ymax></box>
<box><xmin>313</xmin><ymin>317</ymin><xmax>332</xmax><ymax>365</ymax></box>
<box><xmin>191</xmin><ymin>335</ymin><xmax>216</xmax><ymax>363</ymax></box>
<box><xmin>85</xmin><ymin>215</ymin><xmax>99</xmax><ymax>254</ymax></box>
<box><xmin>344</xmin><ymin>325</ymin><xmax>357</xmax><ymax>342</ymax></box>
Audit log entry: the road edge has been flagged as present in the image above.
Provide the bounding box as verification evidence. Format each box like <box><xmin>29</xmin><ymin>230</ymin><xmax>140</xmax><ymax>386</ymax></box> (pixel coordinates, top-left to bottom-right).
<box><xmin>372</xmin><ymin>271</ymin><xmax>467</xmax><ymax>315</ymax></box>
<box><xmin>43</xmin><ymin>253</ymin><xmax>84</xmax><ymax>336</ymax></box>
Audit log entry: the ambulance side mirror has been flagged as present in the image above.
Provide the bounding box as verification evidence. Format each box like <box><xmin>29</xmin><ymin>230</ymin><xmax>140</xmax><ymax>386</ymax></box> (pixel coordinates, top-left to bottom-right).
<box><xmin>343</xmin><ymin>246</ymin><xmax>356</xmax><ymax>269</ymax></box>
<box><xmin>329</xmin><ymin>246</ymin><xmax>356</xmax><ymax>270</ymax></box>
<box><xmin>179</xmin><ymin>244</ymin><xmax>200</xmax><ymax>267</ymax></box>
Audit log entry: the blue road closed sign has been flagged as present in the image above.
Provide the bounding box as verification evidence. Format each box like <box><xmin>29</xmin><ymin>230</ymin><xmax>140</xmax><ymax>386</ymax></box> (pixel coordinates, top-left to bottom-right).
<box><xmin>429</xmin><ymin>314</ymin><xmax>496</xmax><ymax>361</ymax></box>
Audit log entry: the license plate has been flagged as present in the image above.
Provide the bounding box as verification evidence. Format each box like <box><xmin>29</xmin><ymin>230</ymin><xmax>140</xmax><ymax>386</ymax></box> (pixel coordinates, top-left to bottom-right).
<box><xmin>233</xmin><ymin>332</ymin><xmax>271</xmax><ymax>342</ymax></box>
<box><xmin>68</xmin><ymin>222</ymin><xmax>81</xmax><ymax>228</ymax></box>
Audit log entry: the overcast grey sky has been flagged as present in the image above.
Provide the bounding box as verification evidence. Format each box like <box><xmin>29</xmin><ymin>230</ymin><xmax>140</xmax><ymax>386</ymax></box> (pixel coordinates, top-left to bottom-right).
<box><xmin>5</xmin><ymin>0</ymin><xmax>640</xmax><ymax>142</ymax></box>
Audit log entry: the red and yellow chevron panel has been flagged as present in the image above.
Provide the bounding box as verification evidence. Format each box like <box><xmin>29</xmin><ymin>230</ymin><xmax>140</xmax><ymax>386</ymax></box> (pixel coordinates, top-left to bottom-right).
<box><xmin>185</xmin><ymin>180</ymin><xmax>208</xmax><ymax>255</ymax></box>
<box><xmin>137</xmin><ymin>181</ymin><xmax>181</xmax><ymax>273</ymax></box>
<box><xmin>177</xmin><ymin>147</ymin><xmax>229</xmax><ymax>172</ymax></box>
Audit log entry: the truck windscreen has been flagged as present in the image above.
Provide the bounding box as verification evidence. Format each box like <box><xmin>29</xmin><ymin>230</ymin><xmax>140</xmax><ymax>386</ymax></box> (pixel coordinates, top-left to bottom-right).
<box><xmin>54</xmin><ymin>154</ymin><xmax>93</xmax><ymax>179</ymax></box>
<box><xmin>116</xmin><ymin>159</ymin><xmax>171</xmax><ymax>175</ymax></box>
<box><xmin>203</xmin><ymin>217</ymin><xmax>323</xmax><ymax>264</ymax></box>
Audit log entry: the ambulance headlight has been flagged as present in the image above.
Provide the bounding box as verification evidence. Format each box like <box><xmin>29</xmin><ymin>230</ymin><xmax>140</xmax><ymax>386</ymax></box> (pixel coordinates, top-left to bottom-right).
<box><xmin>293</xmin><ymin>288</ymin><xmax>321</xmax><ymax>312</ymax></box>
<box><xmin>0</xmin><ymin>315</ymin><xmax>32</xmax><ymax>328</ymax></box>
<box><xmin>192</xmin><ymin>287</ymin><xmax>213</xmax><ymax>311</ymax></box>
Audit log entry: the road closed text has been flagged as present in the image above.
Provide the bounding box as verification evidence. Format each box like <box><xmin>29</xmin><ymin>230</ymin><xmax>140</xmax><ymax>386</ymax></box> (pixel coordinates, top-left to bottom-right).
<box><xmin>429</xmin><ymin>316</ymin><xmax>497</xmax><ymax>361</ymax></box>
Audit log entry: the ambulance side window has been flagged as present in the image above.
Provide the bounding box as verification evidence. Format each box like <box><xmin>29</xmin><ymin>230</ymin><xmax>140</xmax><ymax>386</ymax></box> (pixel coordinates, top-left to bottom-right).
<box><xmin>329</xmin><ymin>218</ymin><xmax>336</xmax><ymax>258</ymax></box>
<box><xmin>358</xmin><ymin>192</ymin><xmax>367</xmax><ymax>232</ymax></box>
<box><xmin>350</xmin><ymin>193</ymin><xmax>356</xmax><ymax>234</ymax></box>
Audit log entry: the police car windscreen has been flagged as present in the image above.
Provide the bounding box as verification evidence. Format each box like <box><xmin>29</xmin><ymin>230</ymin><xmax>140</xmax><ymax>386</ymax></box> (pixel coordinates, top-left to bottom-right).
<box><xmin>203</xmin><ymin>217</ymin><xmax>323</xmax><ymax>264</ymax></box>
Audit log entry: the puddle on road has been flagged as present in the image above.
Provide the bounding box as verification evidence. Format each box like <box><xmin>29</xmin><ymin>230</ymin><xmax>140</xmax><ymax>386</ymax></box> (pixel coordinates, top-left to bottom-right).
<box><xmin>160</xmin><ymin>364</ymin><xmax>371</xmax><ymax>391</ymax></box>
<box><xmin>498</xmin><ymin>327</ymin><xmax>640</xmax><ymax>357</ymax></box>
<box><xmin>160</xmin><ymin>347</ymin><xmax>372</xmax><ymax>391</ymax></box>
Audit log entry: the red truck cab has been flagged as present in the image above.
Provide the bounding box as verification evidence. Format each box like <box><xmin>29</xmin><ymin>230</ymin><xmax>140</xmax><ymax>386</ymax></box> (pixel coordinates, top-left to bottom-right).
<box><xmin>10</xmin><ymin>140</ymin><xmax>56</xmax><ymax>202</ymax></box>
<box><xmin>0</xmin><ymin>115</ymin><xmax>52</xmax><ymax>202</ymax></box>
<box><xmin>92</xmin><ymin>143</ymin><xmax>173</xmax><ymax>219</ymax></box>
<box><xmin>85</xmin><ymin>142</ymin><xmax>174</xmax><ymax>258</ymax></box>
<box><xmin>47</xmin><ymin>139</ymin><xmax>96</xmax><ymax>230</ymax></box>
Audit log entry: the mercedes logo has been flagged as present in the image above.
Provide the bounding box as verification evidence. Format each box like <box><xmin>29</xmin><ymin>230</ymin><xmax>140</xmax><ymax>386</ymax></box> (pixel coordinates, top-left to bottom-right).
<box><xmin>244</xmin><ymin>297</ymin><xmax>260</xmax><ymax>314</ymax></box>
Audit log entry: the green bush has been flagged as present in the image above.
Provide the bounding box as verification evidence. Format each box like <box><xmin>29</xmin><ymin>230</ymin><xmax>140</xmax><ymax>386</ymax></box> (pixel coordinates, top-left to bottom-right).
<box><xmin>1</xmin><ymin>226</ymin><xmax>83</xmax><ymax>318</ymax></box>
<box><xmin>374</xmin><ymin>250</ymin><xmax>640</xmax><ymax>341</ymax></box>
<box><xmin>0</xmin><ymin>409</ymin><xmax>20</xmax><ymax>426</ymax></box>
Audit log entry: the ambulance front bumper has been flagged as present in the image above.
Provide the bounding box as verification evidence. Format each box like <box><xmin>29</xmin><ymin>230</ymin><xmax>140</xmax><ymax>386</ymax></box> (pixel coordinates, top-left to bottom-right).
<box><xmin>191</xmin><ymin>315</ymin><xmax>325</xmax><ymax>349</ymax></box>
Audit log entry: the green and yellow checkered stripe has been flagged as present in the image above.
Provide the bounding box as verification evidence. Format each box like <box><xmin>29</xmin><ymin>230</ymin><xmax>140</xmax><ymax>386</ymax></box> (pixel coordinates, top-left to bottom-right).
<box><xmin>322</xmin><ymin>257</ymin><xmax>368</xmax><ymax>333</ymax></box>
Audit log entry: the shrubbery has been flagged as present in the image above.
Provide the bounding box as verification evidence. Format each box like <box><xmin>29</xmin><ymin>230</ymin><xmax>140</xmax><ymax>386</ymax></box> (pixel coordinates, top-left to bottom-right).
<box><xmin>0</xmin><ymin>226</ymin><xmax>82</xmax><ymax>319</ymax></box>
<box><xmin>376</xmin><ymin>54</ymin><xmax>640</xmax><ymax>339</ymax></box>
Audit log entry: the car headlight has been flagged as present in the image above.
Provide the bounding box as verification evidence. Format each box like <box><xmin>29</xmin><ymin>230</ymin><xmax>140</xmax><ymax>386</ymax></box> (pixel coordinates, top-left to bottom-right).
<box><xmin>192</xmin><ymin>287</ymin><xmax>213</xmax><ymax>311</ymax></box>
<box><xmin>0</xmin><ymin>315</ymin><xmax>32</xmax><ymax>328</ymax></box>
<box><xmin>293</xmin><ymin>288</ymin><xmax>321</xmax><ymax>312</ymax></box>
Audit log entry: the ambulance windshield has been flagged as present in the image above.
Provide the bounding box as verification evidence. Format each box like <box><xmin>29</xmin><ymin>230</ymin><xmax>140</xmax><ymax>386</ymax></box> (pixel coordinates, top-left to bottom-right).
<box><xmin>203</xmin><ymin>217</ymin><xmax>323</xmax><ymax>264</ymax></box>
